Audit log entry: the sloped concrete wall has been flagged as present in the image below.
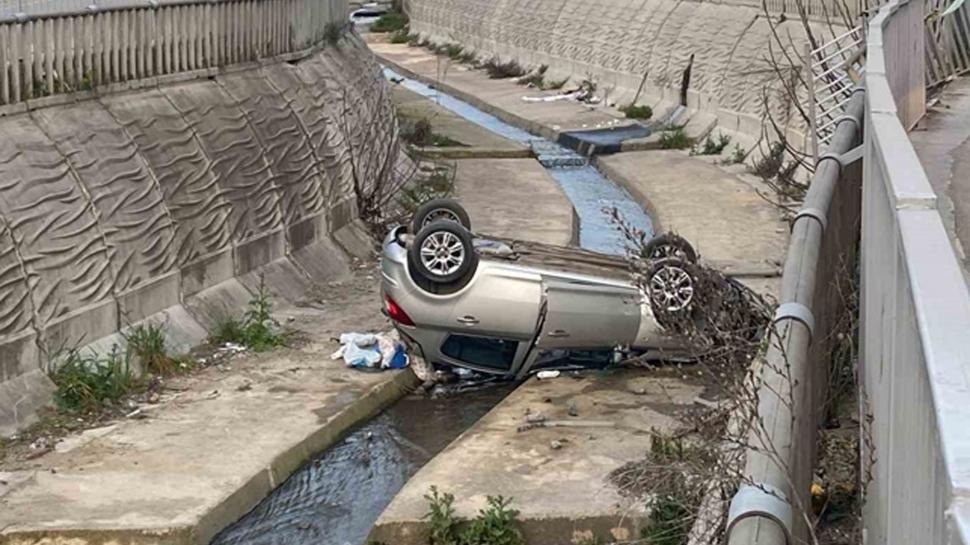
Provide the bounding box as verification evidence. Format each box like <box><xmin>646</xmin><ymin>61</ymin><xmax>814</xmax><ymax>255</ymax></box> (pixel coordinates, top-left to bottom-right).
<box><xmin>408</xmin><ymin>0</ymin><xmax>843</xmax><ymax>143</ymax></box>
<box><xmin>0</xmin><ymin>34</ymin><xmax>399</xmax><ymax>435</ymax></box>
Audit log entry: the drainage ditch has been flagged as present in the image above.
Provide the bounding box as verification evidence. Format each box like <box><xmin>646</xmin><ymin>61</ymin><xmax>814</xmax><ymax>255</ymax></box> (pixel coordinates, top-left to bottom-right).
<box><xmin>211</xmin><ymin>69</ymin><xmax>655</xmax><ymax>545</ymax></box>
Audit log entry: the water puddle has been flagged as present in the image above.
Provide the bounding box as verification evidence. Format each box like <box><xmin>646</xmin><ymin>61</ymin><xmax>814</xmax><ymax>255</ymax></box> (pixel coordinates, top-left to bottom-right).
<box><xmin>385</xmin><ymin>68</ymin><xmax>653</xmax><ymax>254</ymax></box>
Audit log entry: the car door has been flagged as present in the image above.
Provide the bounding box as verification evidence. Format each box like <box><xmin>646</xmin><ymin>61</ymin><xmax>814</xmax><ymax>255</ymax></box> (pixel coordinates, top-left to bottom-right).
<box><xmin>446</xmin><ymin>263</ymin><xmax>543</xmax><ymax>339</ymax></box>
<box><xmin>537</xmin><ymin>279</ymin><xmax>641</xmax><ymax>349</ymax></box>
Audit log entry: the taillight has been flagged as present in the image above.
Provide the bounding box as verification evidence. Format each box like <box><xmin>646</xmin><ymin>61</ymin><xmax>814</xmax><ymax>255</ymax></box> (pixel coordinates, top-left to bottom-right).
<box><xmin>384</xmin><ymin>293</ymin><xmax>415</xmax><ymax>326</ymax></box>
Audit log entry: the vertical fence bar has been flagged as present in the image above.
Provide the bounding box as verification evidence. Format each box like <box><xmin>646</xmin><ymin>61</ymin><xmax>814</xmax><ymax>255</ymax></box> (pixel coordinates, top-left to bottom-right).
<box><xmin>1</xmin><ymin>25</ymin><xmax>9</xmax><ymax>104</ymax></box>
<box><xmin>23</xmin><ymin>21</ymin><xmax>33</xmax><ymax>98</ymax></box>
<box><xmin>44</xmin><ymin>18</ymin><xmax>53</xmax><ymax>94</ymax></box>
<box><xmin>11</xmin><ymin>22</ymin><xmax>20</xmax><ymax>103</ymax></box>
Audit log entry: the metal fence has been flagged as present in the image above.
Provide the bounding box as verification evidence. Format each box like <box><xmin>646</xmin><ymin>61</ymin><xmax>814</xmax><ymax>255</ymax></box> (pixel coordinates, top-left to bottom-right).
<box><xmin>0</xmin><ymin>0</ymin><xmax>346</xmax><ymax>104</ymax></box>
<box><xmin>861</xmin><ymin>0</ymin><xmax>970</xmax><ymax>543</ymax></box>
<box><xmin>808</xmin><ymin>25</ymin><xmax>865</xmax><ymax>158</ymax></box>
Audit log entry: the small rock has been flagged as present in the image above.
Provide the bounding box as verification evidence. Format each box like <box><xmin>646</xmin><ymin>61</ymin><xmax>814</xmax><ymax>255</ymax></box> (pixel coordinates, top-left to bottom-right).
<box><xmin>543</xmin><ymin>397</ymin><xmax>552</xmax><ymax>403</ymax></box>
<box><xmin>236</xmin><ymin>382</ymin><xmax>253</xmax><ymax>392</ymax></box>
<box><xmin>550</xmin><ymin>440</ymin><xmax>563</xmax><ymax>450</ymax></box>
<box><xmin>567</xmin><ymin>403</ymin><xmax>579</xmax><ymax>417</ymax></box>
<box><xmin>633</xmin><ymin>387</ymin><xmax>647</xmax><ymax>395</ymax></box>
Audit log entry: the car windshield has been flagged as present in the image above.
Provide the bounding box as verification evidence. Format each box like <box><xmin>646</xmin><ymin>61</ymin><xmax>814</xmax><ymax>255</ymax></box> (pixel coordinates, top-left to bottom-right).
<box><xmin>441</xmin><ymin>335</ymin><xmax>518</xmax><ymax>370</ymax></box>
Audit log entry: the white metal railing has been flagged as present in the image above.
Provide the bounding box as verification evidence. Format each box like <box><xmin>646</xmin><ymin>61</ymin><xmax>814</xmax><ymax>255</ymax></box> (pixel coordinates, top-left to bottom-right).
<box><xmin>862</xmin><ymin>0</ymin><xmax>970</xmax><ymax>543</ymax></box>
<box><xmin>808</xmin><ymin>24</ymin><xmax>866</xmax><ymax>157</ymax></box>
<box><xmin>0</xmin><ymin>0</ymin><xmax>347</xmax><ymax>105</ymax></box>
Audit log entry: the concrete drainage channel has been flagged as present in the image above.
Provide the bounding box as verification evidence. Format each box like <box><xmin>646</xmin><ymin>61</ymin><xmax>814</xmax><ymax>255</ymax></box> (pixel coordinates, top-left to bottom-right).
<box><xmin>385</xmin><ymin>67</ymin><xmax>654</xmax><ymax>254</ymax></box>
<box><xmin>210</xmin><ymin>70</ymin><xmax>656</xmax><ymax>545</ymax></box>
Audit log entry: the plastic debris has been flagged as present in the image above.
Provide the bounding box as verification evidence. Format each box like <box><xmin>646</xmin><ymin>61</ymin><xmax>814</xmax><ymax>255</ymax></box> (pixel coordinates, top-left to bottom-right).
<box><xmin>332</xmin><ymin>331</ymin><xmax>409</xmax><ymax>370</ymax></box>
<box><xmin>537</xmin><ymin>370</ymin><xmax>561</xmax><ymax>380</ymax></box>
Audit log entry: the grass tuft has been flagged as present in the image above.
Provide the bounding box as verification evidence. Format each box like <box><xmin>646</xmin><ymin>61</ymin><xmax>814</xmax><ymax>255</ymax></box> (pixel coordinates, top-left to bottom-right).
<box><xmin>659</xmin><ymin>127</ymin><xmax>691</xmax><ymax>149</ymax></box>
<box><xmin>691</xmin><ymin>132</ymin><xmax>731</xmax><ymax>156</ymax></box>
<box><xmin>47</xmin><ymin>348</ymin><xmax>134</xmax><ymax>414</ymax></box>
<box><xmin>210</xmin><ymin>276</ymin><xmax>287</xmax><ymax>352</ymax></box>
<box><xmin>424</xmin><ymin>486</ymin><xmax>525</xmax><ymax>545</ymax></box>
<box><xmin>370</xmin><ymin>11</ymin><xmax>408</xmax><ymax>33</ymax></box>
<box><xmin>482</xmin><ymin>57</ymin><xmax>527</xmax><ymax>79</ymax></box>
<box><xmin>621</xmin><ymin>103</ymin><xmax>653</xmax><ymax>120</ymax></box>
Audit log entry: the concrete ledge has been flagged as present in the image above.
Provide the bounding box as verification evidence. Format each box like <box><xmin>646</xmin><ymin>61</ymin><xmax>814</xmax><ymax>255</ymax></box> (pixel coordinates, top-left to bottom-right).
<box><xmin>413</xmin><ymin>146</ymin><xmax>534</xmax><ymax>159</ymax></box>
<box><xmin>368</xmin><ymin>370</ymin><xmax>706</xmax><ymax>545</ymax></box>
<box><xmin>0</xmin><ymin>369</ymin><xmax>55</xmax><ymax>438</ymax></box>
<box><xmin>181</xmin><ymin>249</ymin><xmax>236</xmax><ymax>298</ymax></box>
<box><xmin>117</xmin><ymin>272</ymin><xmax>182</xmax><ymax>325</ymax></box>
<box><xmin>0</xmin><ymin>367</ymin><xmax>420</xmax><ymax>545</ymax></box>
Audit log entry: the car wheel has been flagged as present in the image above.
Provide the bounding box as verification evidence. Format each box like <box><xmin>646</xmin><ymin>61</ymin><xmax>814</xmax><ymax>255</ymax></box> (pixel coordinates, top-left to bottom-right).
<box><xmin>411</xmin><ymin>198</ymin><xmax>472</xmax><ymax>233</ymax></box>
<box><xmin>647</xmin><ymin>258</ymin><xmax>698</xmax><ymax>328</ymax></box>
<box><xmin>644</xmin><ymin>233</ymin><xmax>697</xmax><ymax>263</ymax></box>
<box><xmin>409</xmin><ymin>220</ymin><xmax>477</xmax><ymax>286</ymax></box>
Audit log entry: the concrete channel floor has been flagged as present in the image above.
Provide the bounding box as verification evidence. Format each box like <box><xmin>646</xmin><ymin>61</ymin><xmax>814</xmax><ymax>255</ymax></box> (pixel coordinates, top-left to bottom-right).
<box><xmin>369</xmin><ymin>368</ymin><xmax>711</xmax><ymax>545</ymax></box>
<box><xmin>369</xmin><ymin>38</ymin><xmax>629</xmax><ymax>139</ymax></box>
<box><xmin>392</xmin><ymin>85</ymin><xmax>531</xmax><ymax>158</ymax></box>
<box><xmin>909</xmin><ymin>76</ymin><xmax>970</xmax><ymax>274</ymax></box>
<box><xmin>0</xmin><ymin>154</ymin><xmax>575</xmax><ymax>544</ymax></box>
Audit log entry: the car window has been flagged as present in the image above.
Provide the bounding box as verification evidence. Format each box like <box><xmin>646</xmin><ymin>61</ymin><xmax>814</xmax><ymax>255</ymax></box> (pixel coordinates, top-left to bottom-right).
<box><xmin>441</xmin><ymin>335</ymin><xmax>519</xmax><ymax>370</ymax></box>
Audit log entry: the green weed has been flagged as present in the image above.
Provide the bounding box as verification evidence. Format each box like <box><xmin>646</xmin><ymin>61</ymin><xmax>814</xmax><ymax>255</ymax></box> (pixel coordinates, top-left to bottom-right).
<box><xmin>692</xmin><ymin>133</ymin><xmax>731</xmax><ymax>156</ymax></box>
<box><xmin>123</xmin><ymin>323</ymin><xmax>179</xmax><ymax>375</ymax></box>
<box><xmin>659</xmin><ymin>127</ymin><xmax>691</xmax><ymax>150</ymax></box>
<box><xmin>516</xmin><ymin>65</ymin><xmax>548</xmax><ymax>87</ymax></box>
<box><xmin>400</xmin><ymin>117</ymin><xmax>465</xmax><ymax>148</ymax></box>
<box><xmin>370</xmin><ymin>11</ymin><xmax>408</xmax><ymax>33</ymax></box>
<box><xmin>210</xmin><ymin>277</ymin><xmax>287</xmax><ymax>352</ymax></box>
<box><xmin>324</xmin><ymin>22</ymin><xmax>344</xmax><ymax>46</ymax></box>
<box><xmin>482</xmin><ymin>57</ymin><xmax>526</xmax><ymax>79</ymax></box>
<box><xmin>47</xmin><ymin>347</ymin><xmax>134</xmax><ymax>414</ymax></box>
<box><xmin>78</xmin><ymin>70</ymin><xmax>96</xmax><ymax>91</ymax></box>
<box><xmin>398</xmin><ymin>165</ymin><xmax>455</xmax><ymax>214</ymax></box>
<box><xmin>423</xmin><ymin>486</ymin><xmax>524</xmax><ymax>545</ymax></box>
<box><xmin>390</xmin><ymin>28</ymin><xmax>411</xmax><ymax>44</ymax></box>
<box><xmin>621</xmin><ymin>103</ymin><xmax>653</xmax><ymax>120</ymax></box>
<box><xmin>726</xmin><ymin>143</ymin><xmax>747</xmax><ymax>164</ymax></box>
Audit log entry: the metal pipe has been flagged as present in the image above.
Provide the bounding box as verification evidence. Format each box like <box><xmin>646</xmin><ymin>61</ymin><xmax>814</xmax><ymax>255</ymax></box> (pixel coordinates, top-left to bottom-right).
<box><xmin>725</xmin><ymin>90</ymin><xmax>865</xmax><ymax>545</ymax></box>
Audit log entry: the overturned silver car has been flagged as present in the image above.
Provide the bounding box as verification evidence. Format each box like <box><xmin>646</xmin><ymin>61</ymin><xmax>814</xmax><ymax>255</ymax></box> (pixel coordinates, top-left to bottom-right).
<box><xmin>380</xmin><ymin>199</ymin><xmax>705</xmax><ymax>379</ymax></box>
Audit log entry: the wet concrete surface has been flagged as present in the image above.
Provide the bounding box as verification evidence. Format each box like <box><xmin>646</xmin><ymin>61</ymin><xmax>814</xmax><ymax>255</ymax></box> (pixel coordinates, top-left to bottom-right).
<box><xmin>210</xmin><ymin>384</ymin><xmax>514</xmax><ymax>545</ymax></box>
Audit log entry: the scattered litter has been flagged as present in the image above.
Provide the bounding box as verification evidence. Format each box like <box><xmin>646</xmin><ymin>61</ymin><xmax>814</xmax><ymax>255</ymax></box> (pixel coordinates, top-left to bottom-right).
<box><xmin>522</xmin><ymin>91</ymin><xmax>584</xmax><ymax>103</ymax></box>
<box><xmin>332</xmin><ymin>331</ymin><xmax>409</xmax><ymax>370</ymax></box>
<box><xmin>205</xmin><ymin>390</ymin><xmax>220</xmax><ymax>400</ymax></box>
<box><xmin>550</xmin><ymin>440</ymin><xmax>564</xmax><ymax>450</ymax></box>
<box><xmin>537</xmin><ymin>370</ymin><xmax>561</xmax><ymax>380</ymax></box>
<box><xmin>519</xmin><ymin>419</ymin><xmax>616</xmax><ymax>432</ymax></box>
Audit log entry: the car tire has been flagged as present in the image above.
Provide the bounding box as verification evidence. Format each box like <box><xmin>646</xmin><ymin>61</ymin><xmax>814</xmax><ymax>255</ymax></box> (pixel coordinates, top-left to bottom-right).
<box><xmin>409</xmin><ymin>220</ymin><xmax>478</xmax><ymax>287</ymax></box>
<box><xmin>411</xmin><ymin>198</ymin><xmax>472</xmax><ymax>233</ymax></box>
<box><xmin>643</xmin><ymin>233</ymin><xmax>698</xmax><ymax>263</ymax></box>
<box><xmin>647</xmin><ymin>258</ymin><xmax>699</xmax><ymax>330</ymax></box>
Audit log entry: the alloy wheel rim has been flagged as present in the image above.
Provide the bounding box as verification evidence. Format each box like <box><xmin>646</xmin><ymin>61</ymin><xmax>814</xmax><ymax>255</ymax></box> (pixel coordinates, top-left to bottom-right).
<box><xmin>419</xmin><ymin>231</ymin><xmax>465</xmax><ymax>276</ymax></box>
<box><xmin>422</xmin><ymin>208</ymin><xmax>461</xmax><ymax>228</ymax></box>
<box><xmin>650</xmin><ymin>265</ymin><xmax>694</xmax><ymax>311</ymax></box>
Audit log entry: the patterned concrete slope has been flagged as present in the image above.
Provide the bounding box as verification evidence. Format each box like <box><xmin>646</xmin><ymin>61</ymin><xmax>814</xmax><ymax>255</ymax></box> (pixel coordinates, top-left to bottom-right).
<box><xmin>407</xmin><ymin>0</ymin><xmax>847</xmax><ymax>140</ymax></box>
<box><xmin>30</xmin><ymin>105</ymin><xmax>180</xmax><ymax>322</ymax></box>
<box><xmin>0</xmin><ymin>116</ymin><xmax>116</xmax><ymax>351</ymax></box>
<box><xmin>163</xmin><ymin>81</ymin><xmax>284</xmax><ymax>246</ymax></box>
<box><xmin>0</xmin><ymin>34</ymin><xmax>399</xmax><ymax>436</ymax></box>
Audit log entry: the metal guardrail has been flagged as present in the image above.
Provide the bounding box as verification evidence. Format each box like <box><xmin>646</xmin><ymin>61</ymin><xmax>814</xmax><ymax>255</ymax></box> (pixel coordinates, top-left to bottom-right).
<box><xmin>862</xmin><ymin>0</ymin><xmax>970</xmax><ymax>543</ymax></box>
<box><xmin>808</xmin><ymin>25</ymin><xmax>865</xmax><ymax>158</ymax></box>
<box><xmin>0</xmin><ymin>0</ymin><xmax>347</xmax><ymax>105</ymax></box>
